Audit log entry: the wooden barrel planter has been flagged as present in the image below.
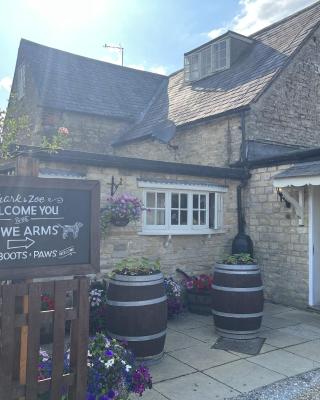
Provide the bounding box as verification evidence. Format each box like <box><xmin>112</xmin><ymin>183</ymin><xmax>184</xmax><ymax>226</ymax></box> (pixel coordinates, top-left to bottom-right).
<box><xmin>106</xmin><ymin>272</ymin><xmax>167</xmax><ymax>361</ymax></box>
<box><xmin>211</xmin><ymin>263</ymin><xmax>264</xmax><ymax>339</ymax></box>
<box><xmin>186</xmin><ymin>289</ymin><xmax>212</xmax><ymax>315</ymax></box>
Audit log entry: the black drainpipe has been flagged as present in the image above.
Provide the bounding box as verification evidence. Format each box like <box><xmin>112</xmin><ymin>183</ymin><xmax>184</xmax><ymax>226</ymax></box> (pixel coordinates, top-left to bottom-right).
<box><xmin>231</xmin><ymin>110</ymin><xmax>254</xmax><ymax>256</ymax></box>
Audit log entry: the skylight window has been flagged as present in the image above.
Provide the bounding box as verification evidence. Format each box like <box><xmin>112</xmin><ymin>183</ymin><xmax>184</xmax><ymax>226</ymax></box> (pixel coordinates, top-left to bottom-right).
<box><xmin>17</xmin><ymin>64</ymin><xmax>26</xmax><ymax>100</ymax></box>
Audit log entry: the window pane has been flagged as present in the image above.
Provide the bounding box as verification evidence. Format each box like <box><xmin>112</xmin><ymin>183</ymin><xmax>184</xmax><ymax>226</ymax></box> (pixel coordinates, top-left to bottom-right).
<box><xmin>200</xmin><ymin>210</ymin><xmax>206</xmax><ymax>225</ymax></box>
<box><xmin>171</xmin><ymin>193</ymin><xmax>179</xmax><ymax>208</ymax></box>
<box><xmin>193</xmin><ymin>210</ymin><xmax>199</xmax><ymax>225</ymax></box>
<box><xmin>146</xmin><ymin>210</ymin><xmax>155</xmax><ymax>225</ymax></box>
<box><xmin>146</xmin><ymin>192</ymin><xmax>155</xmax><ymax>208</ymax></box>
<box><xmin>193</xmin><ymin>194</ymin><xmax>198</xmax><ymax>209</ymax></box>
<box><xmin>157</xmin><ymin>210</ymin><xmax>165</xmax><ymax>225</ymax></box>
<box><xmin>180</xmin><ymin>194</ymin><xmax>188</xmax><ymax>209</ymax></box>
<box><xmin>180</xmin><ymin>210</ymin><xmax>188</xmax><ymax>225</ymax></box>
<box><xmin>157</xmin><ymin>193</ymin><xmax>165</xmax><ymax>208</ymax></box>
<box><xmin>201</xmin><ymin>46</ymin><xmax>211</xmax><ymax>77</ymax></box>
<box><xmin>171</xmin><ymin>210</ymin><xmax>179</xmax><ymax>225</ymax></box>
<box><xmin>200</xmin><ymin>195</ymin><xmax>206</xmax><ymax>209</ymax></box>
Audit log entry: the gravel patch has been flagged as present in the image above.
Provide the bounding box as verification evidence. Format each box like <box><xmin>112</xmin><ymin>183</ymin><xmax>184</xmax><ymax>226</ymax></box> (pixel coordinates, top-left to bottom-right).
<box><xmin>233</xmin><ymin>368</ymin><xmax>320</xmax><ymax>400</ymax></box>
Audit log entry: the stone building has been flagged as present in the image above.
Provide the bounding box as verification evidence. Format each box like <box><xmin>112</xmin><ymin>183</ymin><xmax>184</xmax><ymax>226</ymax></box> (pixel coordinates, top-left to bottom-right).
<box><xmin>5</xmin><ymin>1</ymin><xmax>320</xmax><ymax>309</ymax></box>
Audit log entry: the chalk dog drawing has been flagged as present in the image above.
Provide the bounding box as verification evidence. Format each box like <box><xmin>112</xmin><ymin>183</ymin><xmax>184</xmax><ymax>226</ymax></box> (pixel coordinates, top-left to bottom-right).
<box><xmin>58</xmin><ymin>222</ymin><xmax>84</xmax><ymax>239</ymax></box>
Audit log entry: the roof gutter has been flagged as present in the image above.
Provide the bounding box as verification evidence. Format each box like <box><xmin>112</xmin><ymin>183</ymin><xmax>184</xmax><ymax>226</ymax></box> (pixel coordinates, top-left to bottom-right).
<box><xmin>14</xmin><ymin>146</ymin><xmax>249</xmax><ymax>181</ymax></box>
<box><xmin>233</xmin><ymin>147</ymin><xmax>320</xmax><ymax>169</ymax></box>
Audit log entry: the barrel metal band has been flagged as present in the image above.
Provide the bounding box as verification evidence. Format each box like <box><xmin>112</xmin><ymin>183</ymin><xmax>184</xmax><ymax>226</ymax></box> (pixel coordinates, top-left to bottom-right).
<box><xmin>214</xmin><ymin>269</ymin><xmax>260</xmax><ymax>275</ymax></box>
<box><xmin>110</xmin><ymin>279</ymin><xmax>163</xmax><ymax>287</ymax></box>
<box><xmin>107</xmin><ymin>329</ymin><xmax>167</xmax><ymax>342</ymax></box>
<box><xmin>106</xmin><ymin>295</ymin><xmax>167</xmax><ymax>307</ymax></box>
<box><xmin>111</xmin><ymin>273</ymin><xmax>163</xmax><ymax>282</ymax></box>
<box><xmin>211</xmin><ymin>284</ymin><xmax>264</xmax><ymax>292</ymax></box>
<box><xmin>212</xmin><ymin>309</ymin><xmax>264</xmax><ymax>318</ymax></box>
<box><xmin>215</xmin><ymin>264</ymin><xmax>258</xmax><ymax>271</ymax></box>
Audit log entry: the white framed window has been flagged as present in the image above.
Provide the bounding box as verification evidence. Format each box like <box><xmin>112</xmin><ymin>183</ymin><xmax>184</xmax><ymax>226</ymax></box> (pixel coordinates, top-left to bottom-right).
<box><xmin>139</xmin><ymin>181</ymin><xmax>226</xmax><ymax>235</ymax></box>
<box><xmin>17</xmin><ymin>64</ymin><xmax>26</xmax><ymax>100</ymax></box>
<box><xmin>184</xmin><ymin>38</ymin><xmax>230</xmax><ymax>82</ymax></box>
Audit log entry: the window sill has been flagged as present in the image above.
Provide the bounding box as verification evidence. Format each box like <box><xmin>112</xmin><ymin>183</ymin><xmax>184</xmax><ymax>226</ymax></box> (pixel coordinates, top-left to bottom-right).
<box><xmin>138</xmin><ymin>229</ymin><xmax>225</xmax><ymax>236</ymax></box>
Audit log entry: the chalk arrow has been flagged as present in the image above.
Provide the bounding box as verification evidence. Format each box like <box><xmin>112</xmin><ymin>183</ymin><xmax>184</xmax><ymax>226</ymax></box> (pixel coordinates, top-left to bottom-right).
<box><xmin>7</xmin><ymin>237</ymin><xmax>35</xmax><ymax>250</ymax></box>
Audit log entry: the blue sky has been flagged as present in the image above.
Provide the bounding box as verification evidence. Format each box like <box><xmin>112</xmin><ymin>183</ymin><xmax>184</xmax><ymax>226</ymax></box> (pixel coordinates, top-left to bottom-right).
<box><xmin>0</xmin><ymin>0</ymin><xmax>316</xmax><ymax>109</ymax></box>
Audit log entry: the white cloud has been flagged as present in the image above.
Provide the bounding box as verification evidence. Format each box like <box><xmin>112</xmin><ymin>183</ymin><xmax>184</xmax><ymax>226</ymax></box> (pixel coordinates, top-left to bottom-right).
<box><xmin>0</xmin><ymin>77</ymin><xmax>12</xmax><ymax>93</ymax></box>
<box><xmin>208</xmin><ymin>0</ymin><xmax>315</xmax><ymax>38</ymax></box>
<box><xmin>149</xmin><ymin>65</ymin><xmax>167</xmax><ymax>75</ymax></box>
<box><xmin>128</xmin><ymin>64</ymin><xmax>146</xmax><ymax>71</ymax></box>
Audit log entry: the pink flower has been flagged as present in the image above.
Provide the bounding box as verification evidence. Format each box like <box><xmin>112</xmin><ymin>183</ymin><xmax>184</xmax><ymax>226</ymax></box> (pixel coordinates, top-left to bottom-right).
<box><xmin>58</xmin><ymin>127</ymin><xmax>69</xmax><ymax>136</ymax></box>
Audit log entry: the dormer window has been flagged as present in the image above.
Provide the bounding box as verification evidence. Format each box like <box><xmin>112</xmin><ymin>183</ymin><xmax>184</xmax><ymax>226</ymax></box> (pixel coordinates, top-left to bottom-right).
<box><xmin>184</xmin><ymin>31</ymin><xmax>253</xmax><ymax>82</ymax></box>
<box><xmin>17</xmin><ymin>64</ymin><xmax>26</xmax><ymax>100</ymax></box>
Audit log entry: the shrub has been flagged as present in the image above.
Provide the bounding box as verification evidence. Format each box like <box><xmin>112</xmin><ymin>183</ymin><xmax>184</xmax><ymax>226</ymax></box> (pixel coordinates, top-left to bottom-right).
<box><xmin>164</xmin><ymin>278</ymin><xmax>184</xmax><ymax>318</ymax></box>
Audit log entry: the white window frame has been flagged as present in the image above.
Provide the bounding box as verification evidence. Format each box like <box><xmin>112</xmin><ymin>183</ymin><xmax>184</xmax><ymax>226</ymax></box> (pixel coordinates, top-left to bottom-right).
<box><xmin>139</xmin><ymin>181</ymin><xmax>226</xmax><ymax>235</ymax></box>
<box><xmin>184</xmin><ymin>38</ymin><xmax>230</xmax><ymax>82</ymax></box>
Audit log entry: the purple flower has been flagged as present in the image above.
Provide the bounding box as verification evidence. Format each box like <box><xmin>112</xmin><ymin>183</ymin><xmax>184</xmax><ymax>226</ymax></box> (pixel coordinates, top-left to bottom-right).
<box><xmin>105</xmin><ymin>349</ymin><xmax>113</xmax><ymax>357</ymax></box>
<box><xmin>107</xmin><ymin>389</ymin><xmax>116</xmax><ymax>398</ymax></box>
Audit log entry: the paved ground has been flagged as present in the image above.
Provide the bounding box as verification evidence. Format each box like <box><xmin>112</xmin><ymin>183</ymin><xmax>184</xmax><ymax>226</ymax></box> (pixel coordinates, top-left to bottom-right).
<box><xmin>141</xmin><ymin>303</ymin><xmax>320</xmax><ymax>400</ymax></box>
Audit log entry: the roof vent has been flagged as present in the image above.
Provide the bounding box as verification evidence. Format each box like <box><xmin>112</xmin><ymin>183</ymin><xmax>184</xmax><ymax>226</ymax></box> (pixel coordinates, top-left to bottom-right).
<box><xmin>184</xmin><ymin>31</ymin><xmax>253</xmax><ymax>82</ymax></box>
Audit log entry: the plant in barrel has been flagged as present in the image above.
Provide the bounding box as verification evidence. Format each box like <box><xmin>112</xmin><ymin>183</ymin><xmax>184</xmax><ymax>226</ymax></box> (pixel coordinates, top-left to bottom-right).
<box><xmin>212</xmin><ymin>253</ymin><xmax>264</xmax><ymax>339</ymax></box>
<box><xmin>105</xmin><ymin>258</ymin><xmax>167</xmax><ymax>361</ymax></box>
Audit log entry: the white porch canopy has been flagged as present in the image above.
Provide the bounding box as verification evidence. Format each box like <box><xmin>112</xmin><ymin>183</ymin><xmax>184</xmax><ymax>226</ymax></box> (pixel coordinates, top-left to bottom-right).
<box><xmin>273</xmin><ymin>161</ymin><xmax>320</xmax><ymax>188</ymax></box>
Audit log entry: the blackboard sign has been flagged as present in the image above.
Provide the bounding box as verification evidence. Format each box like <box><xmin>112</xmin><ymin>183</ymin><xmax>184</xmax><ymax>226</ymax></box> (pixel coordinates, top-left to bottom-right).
<box><xmin>0</xmin><ymin>176</ymin><xmax>100</xmax><ymax>279</ymax></box>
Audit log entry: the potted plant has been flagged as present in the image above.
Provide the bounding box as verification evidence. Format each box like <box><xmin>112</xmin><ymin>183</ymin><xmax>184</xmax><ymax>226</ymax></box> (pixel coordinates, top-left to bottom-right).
<box><xmin>164</xmin><ymin>277</ymin><xmax>184</xmax><ymax>319</ymax></box>
<box><xmin>101</xmin><ymin>194</ymin><xmax>144</xmax><ymax>228</ymax></box>
<box><xmin>177</xmin><ymin>269</ymin><xmax>213</xmax><ymax>315</ymax></box>
<box><xmin>106</xmin><ymin>258</ymin><xmax>167</xmax><ymax>361</ymax></box>
<box><xmin>212</xmin><ymin>253</ymin><xmax>264</xmax><ymax>339</ymax></box>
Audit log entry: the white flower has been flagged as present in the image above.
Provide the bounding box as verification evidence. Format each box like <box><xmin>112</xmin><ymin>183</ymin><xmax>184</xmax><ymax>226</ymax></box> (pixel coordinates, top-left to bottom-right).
<box><xmin>125</xmin><ymin>365</ymin><xmax>132</xmax><ymax>372</ymax></box>
<box><xmin>105</xmin><ymin>358</ymin><xmax>115</xmax><ymax>368</ymax></box>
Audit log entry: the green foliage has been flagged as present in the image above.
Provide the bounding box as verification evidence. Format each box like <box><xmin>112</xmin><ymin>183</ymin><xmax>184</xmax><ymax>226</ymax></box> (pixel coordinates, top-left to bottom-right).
<box><xmin>0</xmin><ymin>99</ymin><xmax>31</xmax><ymax>159</ymax></box>
<box><xmin>41</xmin><ymin>127</ymin><xmax>70</xmax><ymax>153</ymax></box>
<box><xmin>113</xmin><ymin>257</ymin><xmax>161</xmax><ymax>276</ymax></box>
<box><xmin>222</xmin><ymin>253</ymin><xmax>255</xmax><ymax>265</ymax></box>
<box><xmin>100</xmin><ymin>209</ymin><xmax>112</xmax><ymax>238</ymax></box>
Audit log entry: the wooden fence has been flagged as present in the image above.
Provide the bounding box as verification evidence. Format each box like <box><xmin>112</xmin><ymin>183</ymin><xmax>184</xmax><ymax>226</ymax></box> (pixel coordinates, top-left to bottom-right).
<box><xmin>0</xmin><ymin>277</ymin><xmax>89</xmax><ymax>400</ymax></box>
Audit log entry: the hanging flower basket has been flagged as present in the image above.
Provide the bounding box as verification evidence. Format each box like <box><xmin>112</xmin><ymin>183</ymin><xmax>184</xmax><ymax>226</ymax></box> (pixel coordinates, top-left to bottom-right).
<box><xmin>111</xmin><ymin>216</ymin><xmax>130</xmax><ymax>227</ymax></box>
<box><xmin>101</xmin><ymin>194</ymin><xmax>145</xmax><ymax>232</ymax></box>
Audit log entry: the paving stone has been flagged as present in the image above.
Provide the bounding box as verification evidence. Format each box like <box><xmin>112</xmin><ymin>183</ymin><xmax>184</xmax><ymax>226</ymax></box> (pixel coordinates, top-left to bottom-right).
<box><xmin>277</xmin><ymin>311</ymin><xmax>320</xmax><ymax>326</ymax></box>
<box><xmin>261</xmin><ymin>329</ymin><xmax>308</xmax><ymax>348</ymax></box>
<box><xmin>204</xmin><ymin>359</ymin><xmax>285</xmax><ymax>393</ymax></box>
<box><xmin>170</xmin><ymin>342</ymin><xmax>240</xmax><ymax>370</ymax></box>
<box><xmin>183</xmin><ymin>324</ymin><xmax>218</xmax><ymax>343</ymax></box>
<box><xmin>249</xmin><ymin>349</ymin><xmax>320</xmax><ymax>377</ymax></box>
<box><xmin>148</xmin><ymin>354</ymin><xmax>196</xmax><ymax>383</ymax></box>
<box><xmin>262</xmin><ymin>315</ymin><xmax>300</xmax><ymax>329</ymax></box>
<box><xmin>165</xmin><ymin>329</ymin><xmax>203</xmax><ymax>352</ymax></box>
<box><xmin>168</xmin><ymin>314</ymin><xmax>208</xmax><ymax>332</ymax></box>
<box><xmin>278</xmin><ymin>324</ymin><xmax>320</xmax><ymax>340</ymax></box>
<box><xmin>154</xmin><ymin>372</ymin><xmax>238</xmax><ymax>400</ymax></box>
<box><xmin>286</xmin><ymin>339</ymin><xmax>320</xmax><ymax>362</ymax></box>
<box><xmin>131</xmin><ymin>389</ymin><xmax>168</xmax><ymax>400</ymax></box>
<box><xmin>263</xmin><ymin>303</ymin><xmax>295</xmax><ymax>315</ymax></box>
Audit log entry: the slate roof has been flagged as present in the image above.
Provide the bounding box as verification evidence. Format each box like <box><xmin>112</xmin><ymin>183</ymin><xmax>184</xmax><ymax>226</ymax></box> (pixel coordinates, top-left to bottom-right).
<box><xmin>274</xmin><ymin>161</ymin><xmax>320</xmax><ymax>179</ymax></box>
<box><xmin>16</xmin><ymin>1</ymin><xmax>320</xmax><ymax>144</ymax></box>
<box><xmin>116</xmin><ymin>0</ymin><xmax>320</xmax><ymax>144</ymax></box>
<box><xmin>18</xmin><ymin>40</ymin><xmax>166</xmax><ymax>120</ymax></box>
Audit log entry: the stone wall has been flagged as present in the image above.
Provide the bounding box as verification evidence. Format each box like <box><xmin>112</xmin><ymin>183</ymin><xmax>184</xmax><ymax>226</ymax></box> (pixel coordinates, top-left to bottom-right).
<box><xmin>115</xmin><ymin>115</ymin><xmax>242</xmax><ymax>167</ymax></box>
<box><xmin>246</xmin><ymin>26</ymin><xmax>320</xmax><ymax>149</ymax></box>
<box><xmin>244</xmin><ymin>165</ymin><xmax>309</xmax><ymax>308</ymax></box>
<box><xmin>40</xmin><ymin>160</ymin><xmax>239</xmax><ymax>278</ymax></box>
